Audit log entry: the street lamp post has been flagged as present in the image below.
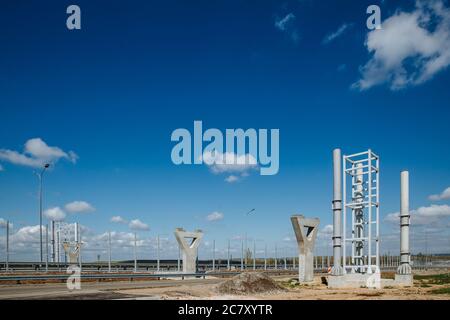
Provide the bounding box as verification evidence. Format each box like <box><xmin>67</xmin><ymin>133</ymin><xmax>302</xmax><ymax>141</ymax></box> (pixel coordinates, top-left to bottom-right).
<box><xmin>36</xmin><ymin>163</ymin><xmax>50</xmax><ymax>264</ymax></box>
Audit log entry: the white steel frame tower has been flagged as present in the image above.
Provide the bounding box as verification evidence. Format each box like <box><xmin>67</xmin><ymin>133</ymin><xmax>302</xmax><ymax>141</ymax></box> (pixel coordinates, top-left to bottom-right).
<box><xmin>343</xmin><ymin>149</ymin><xmax>380</xmax><ymax>274</ymax></box>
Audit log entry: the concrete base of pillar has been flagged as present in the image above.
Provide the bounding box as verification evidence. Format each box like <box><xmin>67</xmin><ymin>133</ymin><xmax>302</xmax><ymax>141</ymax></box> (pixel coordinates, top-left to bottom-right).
<box><xmin>394</xmin><ymin>274</ymin><xmax>413</xmax><ymax>286</ymax></box>
<box><xmin>327</xmin><ymin>272</ymin><xmax>381</xmax><ymax>289</ymax></box>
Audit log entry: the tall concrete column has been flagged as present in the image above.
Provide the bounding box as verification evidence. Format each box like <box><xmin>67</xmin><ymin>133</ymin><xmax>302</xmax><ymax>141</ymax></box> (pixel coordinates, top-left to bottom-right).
<box><xmin>174</xmin><ymin>228</ymin><xmax>203</xmax><ymax>274</ymax></box>
<box><xmin>291</xmin><ymin>215</ymin><xmax>320</xmax><ymax>282</ymax></box>
<box><xmin>331</xmin><ymin>148</ymin><xmax>344</xmax><ymax>276</ymax></box>
<box><xmin>397</xmin><ymin>171</ymin><xmax>412</xmax><ymax>275</ymax></box>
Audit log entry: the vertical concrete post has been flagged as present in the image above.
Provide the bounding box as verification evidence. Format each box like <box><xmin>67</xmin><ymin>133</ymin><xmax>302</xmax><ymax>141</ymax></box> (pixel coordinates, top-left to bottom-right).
<box><xmin>291</xmin><ymin>215</ymin><xmax>320</xmax><ymax>282</ymax></box>
<box><xmin>174</xmin><ymin>228</ymin><xmax>203</xmax><ymax>274</ymax></box>
<box><xmin>331</xmin><ymin>148</ymin><xmax>344</xmax><ymax>276</ymax></box>
<box><xmin>397</xmin><ymin>171</ymin><xmax>412</xmax><ymax>275</ymax></box>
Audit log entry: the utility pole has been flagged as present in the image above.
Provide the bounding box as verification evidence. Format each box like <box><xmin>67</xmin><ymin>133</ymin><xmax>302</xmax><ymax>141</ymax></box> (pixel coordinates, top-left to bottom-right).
<box><xmin>5</xmin><ymin>220</ymin><xmax>9</xmax><ymax>272</ymax></box>
<box><xmin>240</xmin><ymin>239</ymin><xmax>244</xmax><ymax>270</ymax></box>
<box><xmin>244</xmin><ymin>233</ymin><xmax>247</xmax><ymax>268</ymax></box>
<box><xmin>134</xmin><ymin>232</ymin><xmax>137</xmax><ymax>272</ymax></box>
<box><xmin>227</xmin><ymin>239</ymin><xmax>230</xmax><ymax>270</ymax></box>
<box><xmin>108</xmin><ymin>231</ymin><xmax>112</xmax><ymax>273</ymax></box>
<box><xmin>275</xmin><ymin>244</ymin><xmax>278</xmax><ymax>269</ymax></box>
<box><xmin>157</xmin><ymin>234</ymin><xmax>160</xmax><ymax>272</ymax></box>
<box><xmin>212</xmin><ymin>240</ymin><xmax>215</xmax><ymax>271</ymax></box>
<box><xmin>36</xmin><ymin>163</ymin><xmax>49</xmax><ymax>263</ymax></box>
<box><xmin>264</xmin><ymin>243</ymin><xmax>267</xmax><ymax>270</ymax></box>
<box><xmin>253</xmin><ymin>240</ymin><xmax>256</xmax><ymax>270</ymax></box>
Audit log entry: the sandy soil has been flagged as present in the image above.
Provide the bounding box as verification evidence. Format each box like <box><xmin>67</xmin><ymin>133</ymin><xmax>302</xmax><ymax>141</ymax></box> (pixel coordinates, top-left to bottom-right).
<box><xmin>115</xmin><ymin>272</ymin><xmax>450</xmax><ymax>300</ymax></box>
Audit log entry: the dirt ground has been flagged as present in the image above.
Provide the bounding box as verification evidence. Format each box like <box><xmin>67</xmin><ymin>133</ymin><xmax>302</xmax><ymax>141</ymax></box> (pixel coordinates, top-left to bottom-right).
<box><xmin>115</xmin><ymin>270</ymin><xmax>450</xmax><ymax>300</ymax></box>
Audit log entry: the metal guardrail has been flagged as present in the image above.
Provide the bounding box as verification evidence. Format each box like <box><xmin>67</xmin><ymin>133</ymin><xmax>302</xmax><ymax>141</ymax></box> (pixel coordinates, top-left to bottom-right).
<box><xmin>0</xmin><ymin>272</ymin><xmax>224</xmax><ymax>282</ymax></box>
<box><xmin>0</xmin><ymin>270</ymin><xmax>299</xmax><ymax>283</ymax></box>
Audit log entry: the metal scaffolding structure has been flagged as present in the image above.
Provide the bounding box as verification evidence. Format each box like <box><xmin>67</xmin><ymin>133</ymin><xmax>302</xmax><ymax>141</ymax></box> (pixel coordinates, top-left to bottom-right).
<box><xmin>51</xmin><ymin>222</ymin><xmax>81</xmax><ymax>264</ymax></box>
<box><xmin>343</xmin><ymin>149</ymin><xmax>380</xmax><ymax>274</ymax></box>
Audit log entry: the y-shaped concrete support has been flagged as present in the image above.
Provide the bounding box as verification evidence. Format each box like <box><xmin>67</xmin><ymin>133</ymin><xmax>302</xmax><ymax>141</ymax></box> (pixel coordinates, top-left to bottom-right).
<box><xmin>174</xmin><ymin>228</ymin><xmax>203</xmax><ymax>274</ymax></box>
<box><xmin>62</xmin><ymin>242</ymin><xmax>80</xmax><ymax>264</ymax></box>
<box><xmin>291</xmin><ymin>215</ymin><xmax>320</xmax><ymax>282</ymax></box>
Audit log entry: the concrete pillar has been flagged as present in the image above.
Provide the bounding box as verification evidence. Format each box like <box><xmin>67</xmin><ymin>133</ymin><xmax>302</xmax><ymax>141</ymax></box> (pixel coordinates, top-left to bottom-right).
<box><xmin>291</xmin><ymin>215</ymin><xmax>320</xmax><ymax>282</ymax></box>
<box><xmin>174</xmin><ymin>228</ymin><xmax>203</xmax><ymax>274</ymax></box>
<box><xmin>397</xmin><ymin>171</ymin><xmax>412</xmax><ymax>275</ymax></box>
<box><xmin>331</xmin><ymin>148</ymin><xmax>344</xmax><ymax>276</ymax></box>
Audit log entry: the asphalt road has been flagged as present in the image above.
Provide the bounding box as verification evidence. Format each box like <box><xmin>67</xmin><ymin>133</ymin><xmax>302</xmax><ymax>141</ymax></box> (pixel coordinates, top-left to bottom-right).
<box><xmin>0</xmin><ymin>278</ymin><xmax>225</xmax><ymax>300</ymax></box>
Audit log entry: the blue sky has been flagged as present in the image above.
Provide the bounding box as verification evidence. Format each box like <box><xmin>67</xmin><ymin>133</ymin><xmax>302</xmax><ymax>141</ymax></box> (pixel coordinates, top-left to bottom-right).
<box><xmin>1</xmin><ymin>0</ymin><xmax>450</xmax><ymax>261</ymax></box>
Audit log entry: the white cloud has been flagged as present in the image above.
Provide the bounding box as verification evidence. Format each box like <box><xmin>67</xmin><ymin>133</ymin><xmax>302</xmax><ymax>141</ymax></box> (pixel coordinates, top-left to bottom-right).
<box><xmin>10</xmin><ymin>225</ymin><xmax>46</xmax><ymax>245</ymax></box>
<box><xmin>275</xmin><ymin>13</ymin><xmax>295</xmax><ymax>31</ymax></box>
<box><xmin>65</xmin><ymin>201</ymin><xmax>95</xmax><ymax>213</ymax></box>
<box><xmin>322</xmin><ymin>23</ymin><xmax>353</xmax><ymax>44</ymax></box>
<box><xmin>0</xmin><ymin>218</ymin><xmax>13</xmax><ymax>229</ymax></box>
<box><xmin>429</xmin><ymin>187</ymin><xmax>450</xmax><ymax>201</ymax></box>
<box><xmin>275</xmin><ymin>13</ymin><xmax>299</xmax><ymax>44</ymax></box>
<box><xmin>203</xmin><ymin>151</ymin><xmax>258</xmax><ymax>175</ymax></box>
<box><xmin>353</xmin><ymin>0</ymin><xmax>450</xmax><ymax>90</ymax></box>
<box><xmin>129</xmin><ymin>219</ymin><xmax>150</xmax><ymax>231</ymax></box>
<box><xmin>385</xmin><ymin>204</ymin><xmax>450</xmax><ymax>225</ymax></box>
<box><xmin>44</xmin><ymin>207</ymin><xmax>66</xmax><ymax>221</ymax></box>
<box><xmin>318</xmin><ymin>224</ymin><xmax>333</xmax><ymax>239</ymax></box>
<box><xmin>206</xmin><ymin>211</ymin><xmax>224</xmax><ymax>222</ymax></box>
<box><xmin>0</xmin><ymin>138</ymin><xmax>78</xmax><ymax>168</ymax></box>
<box><xmin>111</xmin><ymin>216</ymin><xmax>128</xmax><ymax>224</ymax></box>
<box><xmin>225</xmin><ymin>175</ymin><xmax>239</xmax><ymax>183</ymax></box>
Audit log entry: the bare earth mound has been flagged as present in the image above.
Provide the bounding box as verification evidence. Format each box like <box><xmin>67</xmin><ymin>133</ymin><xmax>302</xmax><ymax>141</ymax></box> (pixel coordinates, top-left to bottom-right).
<box><xmin>217</xmin><ymin>272</ymin><xmax>286</xmax><ymax>295</ymax></box>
